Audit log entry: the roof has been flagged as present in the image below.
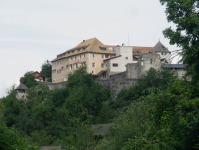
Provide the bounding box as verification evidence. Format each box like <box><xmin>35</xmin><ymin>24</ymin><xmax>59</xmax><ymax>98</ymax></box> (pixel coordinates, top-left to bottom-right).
<box><xmin>154</xmin><ymin>41</ymin><xmax>170</xmax><ymax>53</ymax></box>
<box><xmin>92</xmin><ymin>124</ymin><xmax>112</xmax><ymax>136</ymax></box>
<box><xmin>161</xmin><ymin>64</ymin><xmax>188</xmax><ymax>69</ymax></box>
<box><xmin>33</xmin><ymin>71</ymin><xmax>46</xmax><ymax>78</ymax></box>
<box><xmin>51</xmin><ymin>38</ymin><xmax>115</xmax><ymax>62</ymax></box>
<box><xmin>15</xmin><ymin>83</ymin><xmax>28</xmax><ymax>90</ymax></box>
<box><xmin>103</xmin><ymin>55</ymin><xmax>121</xmax><ymax>61</ymax></box>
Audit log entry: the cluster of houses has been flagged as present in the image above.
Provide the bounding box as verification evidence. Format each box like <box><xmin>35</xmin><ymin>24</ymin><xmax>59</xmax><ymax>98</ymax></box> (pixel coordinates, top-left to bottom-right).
<box><xmin>51</xmin><ymin>37</ymin><xmax>172</xmax><ymax>83</ymax></box>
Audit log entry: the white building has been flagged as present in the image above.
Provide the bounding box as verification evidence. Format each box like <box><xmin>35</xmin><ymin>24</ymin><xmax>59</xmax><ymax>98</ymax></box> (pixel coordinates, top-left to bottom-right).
<box><xmin>103</xmin><ymin>44</ymin><xmax>137</xmax><ymax>77</ymax></box>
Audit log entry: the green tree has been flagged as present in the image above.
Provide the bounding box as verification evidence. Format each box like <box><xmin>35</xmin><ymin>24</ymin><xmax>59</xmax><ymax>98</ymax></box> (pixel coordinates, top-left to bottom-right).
<box><xmin>122</xmin><ymin>81</ymin><xmax>199</xmax><ymax>150</ymax></box>
<box><xmin>40</xmin><ymin>60</ymin><xmax>52</xmax><ymax>82</ymax></box>
<box><xmin>20</xmin><ymin>71</ymin><xmax>38</xmax><ymax>88</ymax></box>
<box><xmin>160</xmin><ymin>0</ymin><xmax>199</xmax><ymax>81</ymax></box>
<box><xmin>0</xmin><ymin>124</ymin><xmax>39</xmax><ymax>150</ymax></box>
<box><xmin>110</xmin><ymin>68</ymin><xmax>177</xmax><ymax>109</ymax></box>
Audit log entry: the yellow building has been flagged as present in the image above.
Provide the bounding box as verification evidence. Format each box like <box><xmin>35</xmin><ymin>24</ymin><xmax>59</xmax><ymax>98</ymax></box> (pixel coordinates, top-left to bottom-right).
<box><xmin>51</xmin><ymin>38</ymin><xmax>115</xmax><ymax>83</ymax></box>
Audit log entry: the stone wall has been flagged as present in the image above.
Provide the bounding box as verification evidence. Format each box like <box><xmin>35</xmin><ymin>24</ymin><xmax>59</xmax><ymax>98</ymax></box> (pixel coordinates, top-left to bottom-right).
<box><xmin>38</xmin><ymin>81</ymin><xmax>66</xmax><ymax>90</ymax></box>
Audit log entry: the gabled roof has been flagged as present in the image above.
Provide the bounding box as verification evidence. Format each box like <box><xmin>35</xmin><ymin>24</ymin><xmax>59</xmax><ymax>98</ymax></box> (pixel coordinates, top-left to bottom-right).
<box><xmin>154</xmin><ymin>41</ymin><xmax>170</xmax><ymax>53</ymax></box>
<box><xmin>33</xmin><ymin>71</ymin><xmax>46</xmax><ymax>77</ymax></box>
<box><xmin>51</xmin><ymin>38</ymin><xmax>115</xmax><ymax>62</ymax></box>
<box><xmin>15</xmin><ymin>83</ymin><xmax>28</xmax><ymax>90</ymax></box>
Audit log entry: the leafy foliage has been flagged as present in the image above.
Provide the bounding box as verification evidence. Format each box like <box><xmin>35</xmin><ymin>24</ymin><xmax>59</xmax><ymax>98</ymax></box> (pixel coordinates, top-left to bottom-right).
<box><xmin>111</xmin><ymin>68</ymin><xmax>177</xmax><ymax>109</ymax></box>
<box><xmin>0</xmin><ymin>124</ymin><xmax>39</xmax><ymax>150</ymax></box>
<box><xmin>20</xmin><ymin>71</ymin><xmax>38</xmax><ymax>88</ymax></box>
<box><xmin>40</xmin><ymin>60</ymin><xmax>52</xmax><ymax>82</ymax></box>
<box><xmin>159</xmin><ymin>0</ymin><xmax>199</xmax><ymax>81</ymax></box>
<box><xmin>122</xmin><ymin>81</ymin><xmax>199</xmax><ymax>150</ymax></box>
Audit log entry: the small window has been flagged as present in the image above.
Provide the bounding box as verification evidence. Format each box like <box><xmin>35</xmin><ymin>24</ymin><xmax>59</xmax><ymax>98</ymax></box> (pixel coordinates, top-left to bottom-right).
<box><xmin>113</xmin><ymin>63</ymin><xmax>118</xmax><ymax>67</ymax></box>
<box><xmin>150</xmin><ymin>59</ymin><xmax>152</xmax><ymax>64</ymax></box>
<box><xmin>105</xmin><ymin>55</ymin><xmax>109</xmax><ymax>58</ymax></box>
<box><xmin>62</xmin><ymin>67</ymin><xmax>63</xmax><ymax>72</ymax></box>
<box><xmin>106</xmin><ymin>64</ymin><xmax>107</xmax><ymax>67</ymax></box>
<box><xmin>59</xmin><ymin>69</ymin><xmax>61</xmax><ymax>73</ymax></box>
<box><xmin>92</xmin><ymin>63</ymin><xmax>95</xmax><ymax>67</ymax></box>
<box><xmin>101</xmin><ymin>63</ymin><xmax>104</xmax><ymax>67</ymax></box>
<box><xmin>76</xmin><ymin>64</ymin><xmax>78</xmax><ymax>68</ymax></box>
<box><xmin>93</xmin><ymin>54</ymin><xmax>95</xmax><ymax>58</ymax></box>
<box><xmin>66</xmin><ymin>65</ymin><xmax>68</xmax><ymax>70</ymax></box>
<box><xmin>92</xmin><ymin>70</ymin><xmax>95</xmax><ymax>74</ymax></box>
<box><xmin>100</xmin><ymin>46</ymin><xmax>106</xmax><ymax>51</ymax></box>
<box><xmin>71</xmin><ymin>57</ymin><xmax>73</xmax><ymax>60</ymax></box>
<box><xmin>70</xmin><ymin>65</ymin><xmax>73</xmax><ymax>70</ymax></box>
<box><xmin>101</xmin><ymin>54</ymin><xmax>104</xmax><ymax>58</ymax></box>
<box><xmin>126</xmin><ymin>57</ymin><xmax>128</xmax><ymax>60</ymax></box>
<box><xmin>84</xmin><ymin>54</ymin><xmax>85</xmax><ymax>58</ymax></box>
<box><xmin>75</xmin><ymin>56</ymin><xmax>76</xmax><ymax>60</ymax></box>
<box><xmin>80</xmin><ymin>55</ymin><xmax>81</xmax><ymax>59</ymax></box>
<box><xmin>162</xmin><ymin>52</ymin><xmax>163</xmax><ymax>55</ymax></box>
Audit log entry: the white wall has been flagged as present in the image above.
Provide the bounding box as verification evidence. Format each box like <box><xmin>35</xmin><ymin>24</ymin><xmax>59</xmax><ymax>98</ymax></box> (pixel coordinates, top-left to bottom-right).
<box><xmin>109</xmin><ymin>46</ymin><xmax>136</xmax><ymax>72</ymax></box>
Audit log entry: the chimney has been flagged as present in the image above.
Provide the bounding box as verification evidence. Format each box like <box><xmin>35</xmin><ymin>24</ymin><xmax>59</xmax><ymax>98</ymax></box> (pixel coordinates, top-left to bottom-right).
<box><xmin>83</xmin><ymin>40</ymin><xmax>85</xmax><ymax>43</ymax></box>
<box><xmin>122</xmin><ymin>43</ymin><xmax>125</xmax><ymax>46</ymax></box>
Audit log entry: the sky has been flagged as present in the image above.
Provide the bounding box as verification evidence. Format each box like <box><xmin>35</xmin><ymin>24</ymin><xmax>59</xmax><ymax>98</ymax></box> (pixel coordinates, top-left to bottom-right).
<box><xmin>0</xmin><ymin>0</ymin><xmax>181</xmax><ymax>98</ymax></box>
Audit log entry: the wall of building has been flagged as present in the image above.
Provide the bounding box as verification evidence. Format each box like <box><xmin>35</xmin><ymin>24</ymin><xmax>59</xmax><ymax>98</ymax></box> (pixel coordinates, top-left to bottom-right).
<box><xmin>88</xmin><ymin>53</ymin><xmax>110</xmax><ymax>74</ymax></box>
<box><xmin>16</xmin><ymin>92</ymin><xmax>28</xmax><ymax>100</ymax></box>
<box><xmin>108</xmin><ymin>46</ymin><xmax>136</xmax><ymax>74</ymax></box>
<box><xmin>52</xmin><ymin>53</ymin><xmax>89</xmax><ymax>83</ymax></box>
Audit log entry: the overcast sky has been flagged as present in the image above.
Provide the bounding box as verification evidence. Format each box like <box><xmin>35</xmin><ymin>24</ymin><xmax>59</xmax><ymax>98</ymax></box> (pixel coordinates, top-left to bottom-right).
<box><xmin>0</xmin><ymin>0</ymin><xmax>180</xmax><ymax>98</ymax></box>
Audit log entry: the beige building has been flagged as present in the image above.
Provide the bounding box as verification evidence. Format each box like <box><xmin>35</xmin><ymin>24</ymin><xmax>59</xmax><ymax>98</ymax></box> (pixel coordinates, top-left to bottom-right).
<box><xmin>51</xmin><ymin>38</ymin><xmax>115</xmax><ymax>83</ymax></box>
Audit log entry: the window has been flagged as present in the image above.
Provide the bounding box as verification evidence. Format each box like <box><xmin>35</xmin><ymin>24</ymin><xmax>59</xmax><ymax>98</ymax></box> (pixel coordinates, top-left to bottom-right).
<box><xmin>62</xmin><ymin>67</ymin><xmax>63</xmax><ymax>72</ymax></box>
<box><xmin>75</xmin><ymin>56</ymin><xmax>76</xmax><ymax>60</ymax></box>
<box><xmin>76</xmin><ymin>64</ymin><xmax>78</xmax><ymax>69</ymax></box>
<box><xmin>113</xmin><ymin>63</ymin><xmax>118</xmax><ymax>67</ymax></box>
<box><xmin>92</xmin><ymin>63</ymin><xmax>95</xmax><ymax>67</ymax></box>
<box><xmin>100</xmin><ymin>46</ymin><xmax>106</xmax><ymax>51</ymax></box>
<box><xmin>59</xmin><ymin>69</ymin><xmax>61</xmax><ymax>73</ymax></box>
<box><xmin>150</xmin><ymin>59</ymin><xmax>152</xmax><ymax>64</ymax></box>
<box><xmin>93</xmin><ymin>54</ymin><xmax>95</xmax><ymax>58</ymax></box>
<box><xmin>70</xmin><ymin>65</ymin><xmax>73</xmax><ymax>70</ymax></box>
<box><xmin>162</xmin><ymin>52</ymin><xmax>163</xmax><ymax>55</ymax></box>
<box><xmin>84</xmin><ymin>54</ymin><xmax>85</xmax><ymax>58</ymax></box>
<box><xmin>101</xmin><ymin>54</ymin><xmax>104</xmax><ymax>58</ymax></box>
<box><xmin>126</xmin><ymin>57</ymin><xmax>128</xmax><ymax>60</ymax></box>
<box><xmin>101</xmin><ymin>63</ymin><xmax>104</xmax><ymax>67</ymax></box>
<box><xmin>165</xmin><ymin>53</ymin><xmax>167</xmax><ymax>55</ymax></box>
<box><xmin>106</xmin><ymin>64</ymin><xmax>107</xmax><ymax>68</ymax></box>
<box><xmin>105</xmin><ymin>55</ymin><xmax>109</xmax><ymax>58</ymax></box>
<box><xmin>92</xmin><ymin>70</ymin><xmax>95</xmax><ymax>74</ymax></box>
<box><xmin>66</xmin><ymin>65</ymin><xmax>68</xmax><ymax>70</ymax></box>
<box><xmin>80</xmin><ymin>55</ymin><xmax>81</xmax><ymax>59</ymax></box>
<box><xmin>71</xmin><ymin>57</ymin><xmax>73</xmax><ymax>60</ymax></box>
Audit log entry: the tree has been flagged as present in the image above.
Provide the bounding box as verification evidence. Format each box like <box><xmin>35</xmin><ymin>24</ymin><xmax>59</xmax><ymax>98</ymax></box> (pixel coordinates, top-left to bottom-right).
<box><xmin>0</xmin><ymin>124</ymin><xmax>39</xmax><ymax>150</ymax></box>
<box><xmin>160</xmin><ymin>0</ymin><xmax>199</xmax><ymax>82</ymax></box>
<box><xmin>40</xmin><ymin>60</ymin><xmax>52</xmax><ymax>82</ymax></box>
<box><xmin>20</xmin><ymin>71</ymin><xmax>38</xmax><ymax>88</ymax></box>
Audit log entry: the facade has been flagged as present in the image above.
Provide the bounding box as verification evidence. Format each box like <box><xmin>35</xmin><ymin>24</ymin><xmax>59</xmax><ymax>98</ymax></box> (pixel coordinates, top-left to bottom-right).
<box><xmin>104</xmin><ymin>44</ymin><xmax>137</xmax><ymax>77</ymax></box>
<box><xmin>51</xmin><ymin>38</ymin><xmax>115</xmax><ymax>83</ymax></box>
<box><xmin>105</xmin><ymin>41</ymin><xmax>171</xmax><ymax>63</ymax></box>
